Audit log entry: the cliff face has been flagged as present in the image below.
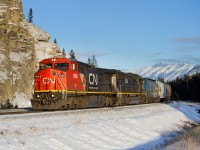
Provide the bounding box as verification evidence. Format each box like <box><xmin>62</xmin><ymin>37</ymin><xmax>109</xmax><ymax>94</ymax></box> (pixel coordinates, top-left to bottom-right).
<box><xmin>0</xmin><ymin>0</ymin><xmax>62</xmax><ymax>105</ymax></box>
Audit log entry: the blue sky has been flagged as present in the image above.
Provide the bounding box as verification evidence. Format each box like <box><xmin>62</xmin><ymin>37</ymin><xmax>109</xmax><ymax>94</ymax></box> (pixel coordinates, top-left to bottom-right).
<box><xmin>22</xmin><ymin>0</ymin><xmax>200</xmax><ymax>71</ymax></box>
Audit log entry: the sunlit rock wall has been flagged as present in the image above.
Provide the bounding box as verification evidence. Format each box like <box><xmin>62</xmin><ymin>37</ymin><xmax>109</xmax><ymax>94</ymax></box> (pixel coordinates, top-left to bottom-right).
<box><xmin>0</xmin><ymin>0</ymin><xmax>62</xmax><ymax>104</ymax></box>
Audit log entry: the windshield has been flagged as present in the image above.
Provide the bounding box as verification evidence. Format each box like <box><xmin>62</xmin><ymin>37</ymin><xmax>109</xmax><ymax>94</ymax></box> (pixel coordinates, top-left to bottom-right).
<box><xmin>40</xmin><ymin>63</ymin><xmax>52</xmax><ymax>70</ymax></box>
<box><xmin>54</xmin><ymin>63</ymin><xmax>69</xmax><ymax>71</ymax></box>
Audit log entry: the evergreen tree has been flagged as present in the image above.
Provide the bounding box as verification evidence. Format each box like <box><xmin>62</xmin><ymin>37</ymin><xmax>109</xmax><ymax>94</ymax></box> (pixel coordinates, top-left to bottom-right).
<box><xmin>62</xmin><ymin>48</ymin><xmax>66</xmax><ymax>57</ymax></box>
<box><xmin>53</xmin><ymin>38</ymin><xmax>57</xmax><ymax>44</ymax></box>
<box><xmin>28</xmin><ymin>8</ymin><xmax>33</xmax><ymax>23</ymax></box>
<box><xmin>88</xmin><ymin>55</ymin><xmax>98</xmax><ymax>68</ymax></box>
<box><xmin>69</xmin><ymin>50</ymin><xmax>76</xmax><ymax>60</ymax></box>
<box><xmin>88</xmin><ymin>57</ymin><xmax>91</xmax><ymax>66</ymax></box>
<box><xmin>91</xmin><ymin>55</ymin><xmax>98</xmax><ymax>68</ymax></box>
<box><xmin>169</xmin><ymin>73</ymin><xmax>200</xmax><ymax>102</ymax></box>
<box><xmin>158</xmin><ymin>77</ymin><xmax>164</xmax><ymax>82</ymax></box>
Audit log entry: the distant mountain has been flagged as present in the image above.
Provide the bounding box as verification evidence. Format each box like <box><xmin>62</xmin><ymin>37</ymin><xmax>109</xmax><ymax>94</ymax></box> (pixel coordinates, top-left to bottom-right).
<box><xmin>186</xmin><ymin>65</ymin><xmax>200</xmax><ymax>76</ymax></box>
<box><xmin>135</xmin><ymin>62</ymin><xmax>193</xmax><ymax>81</ymax></box>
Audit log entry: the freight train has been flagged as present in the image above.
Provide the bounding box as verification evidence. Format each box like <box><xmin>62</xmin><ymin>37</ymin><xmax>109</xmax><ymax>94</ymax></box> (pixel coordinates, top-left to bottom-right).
<box><xmin>31</xmin><ymin>58</ymin><xmax>171</xmax><ymax>110</ymax></box>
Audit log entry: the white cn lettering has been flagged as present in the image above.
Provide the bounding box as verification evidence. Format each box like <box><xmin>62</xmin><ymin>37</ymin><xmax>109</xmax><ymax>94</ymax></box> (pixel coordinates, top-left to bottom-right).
<box><xmin>89</xmin><ymin>73</ymin><xmax>98</xmax><ymax>85</ymax></box>
<box><xmin>43</xmin><ymin>77</ymin><xmax>55</xmax><ymax>84</ymax></box>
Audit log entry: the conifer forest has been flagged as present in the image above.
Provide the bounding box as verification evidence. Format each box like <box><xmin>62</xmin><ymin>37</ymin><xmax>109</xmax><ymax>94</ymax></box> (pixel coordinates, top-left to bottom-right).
<box><xmin>169</xmin><ymin>73</ymin><xmax>200</xmax><ymax>102</ymax></box>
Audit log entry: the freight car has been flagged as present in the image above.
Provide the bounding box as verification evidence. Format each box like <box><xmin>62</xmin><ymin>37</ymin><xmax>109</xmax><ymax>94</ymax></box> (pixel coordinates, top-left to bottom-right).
<box><xmin>144</xmin><ymin>78</ymin><xmax>171</xmax><ymax>102</ymax></box>
<box><xmin>31</xmin><ymin>58</ymin><xmax>171</xmax><ymax>110</ymax></box>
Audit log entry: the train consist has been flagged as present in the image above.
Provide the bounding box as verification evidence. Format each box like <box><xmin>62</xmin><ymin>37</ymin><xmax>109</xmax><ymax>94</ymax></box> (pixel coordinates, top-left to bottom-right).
<box><xmin>31</xmin><ymin>58</ymin><xmax>171</xmax><ymax>110</ymax></box>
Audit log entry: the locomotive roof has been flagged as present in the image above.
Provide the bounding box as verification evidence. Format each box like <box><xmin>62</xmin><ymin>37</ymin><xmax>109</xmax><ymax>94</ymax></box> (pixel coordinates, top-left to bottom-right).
<box><xmin>39</xmin><ymin>58</ymin><xmax>142</xmax><ymax>77</ymax></box>
<box><xmin>40</xmin><ymin>58</ymin><xmax>71</xmax><ymax>62</ymax></box>
<box><xmin>143</xmin><ymin>78</ymin><xmax>156</xmax><ymax>81</ymax></box>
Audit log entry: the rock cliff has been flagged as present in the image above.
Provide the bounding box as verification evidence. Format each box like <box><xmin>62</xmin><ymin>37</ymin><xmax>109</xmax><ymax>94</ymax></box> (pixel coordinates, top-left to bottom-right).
<box><xmin>0</xmin><ymin>0</ymin><xmax>62</xmax><ymax>106</ymax></box>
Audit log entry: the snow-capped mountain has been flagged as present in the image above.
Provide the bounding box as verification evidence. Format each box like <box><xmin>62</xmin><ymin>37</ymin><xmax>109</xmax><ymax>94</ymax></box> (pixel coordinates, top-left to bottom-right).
<box><xmin>135</xmin><ymin>62</ymin><xmax>193</xmax><ymax>81</ymax></box>
<box><xmin>186</xmin><ymin>65</ymin><xmax>200</xmax><ymax>76</ymax></box>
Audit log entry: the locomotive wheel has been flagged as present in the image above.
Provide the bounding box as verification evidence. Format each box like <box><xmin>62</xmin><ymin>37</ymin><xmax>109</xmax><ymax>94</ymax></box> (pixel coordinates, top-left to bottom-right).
<box><xmin>109</xmin><ymin>101</ymin><xmax>114</xmax><ymax>107</ymax></box>
<box><xmin>74</xmin><ymin>99</ymin><xmax>81</xmax><ymax>109</ymax></box>
<box><xmin>103</xmin><ymin>101</ymin><xmax>107</xmax><ymax>107</ymax></box>
<box><xmin>65</xmin><ymin>104</ymin><xmax>69</xmax><ymax>110</ymax></box>
<box><xmin>122</xmin><ymin>99</ymin><xmax>126</xmax><ymax>106</ymax></box>
<box><xmin>74</xmin><ymin>104</ymin><xmax>79</xmax><ymax>109</ymax></box>
<box><xmin>69</xmin><ymin>104</ymin><xmax>75</xmax><ymax>109</ymax></box>
<box><xmin>104</xmin><ymin>102</ymin><xmax>108</xmax><ymax>107</ymax></box>
<box><xmin>104</xmin><ymin>98</ymin><xmax>109</xmax><ymax>107</ymax></box>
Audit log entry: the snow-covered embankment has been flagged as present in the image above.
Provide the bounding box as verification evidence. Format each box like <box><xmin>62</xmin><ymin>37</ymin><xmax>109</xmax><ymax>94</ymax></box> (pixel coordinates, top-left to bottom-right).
<box><xmin>0</xmin><ymin>101</ymin><xmax>199</xmax><ymax>149</ymax></box>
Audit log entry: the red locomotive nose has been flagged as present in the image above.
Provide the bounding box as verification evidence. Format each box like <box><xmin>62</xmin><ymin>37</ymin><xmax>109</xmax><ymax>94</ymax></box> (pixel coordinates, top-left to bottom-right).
<box><xmin>34</xmin><ymin>68</ymin><xmax>57</xmax><ymax>91</ymax></box>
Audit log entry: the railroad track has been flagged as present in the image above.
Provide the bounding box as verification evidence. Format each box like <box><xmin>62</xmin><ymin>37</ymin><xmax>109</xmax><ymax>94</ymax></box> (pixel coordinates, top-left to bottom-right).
<box><xmin>0</xmin><ymin>111</ymin><xmax>31</xmax><ymax>115</ymax></box>
<box><xmin>0</xmin><ymin>103</ymin><xmax>162</xmax><ymax>116</ymax></box>
<box><xmin>0</xmin><ymin>108</ymin><xmax>45</xmax><ymax>116</ymax></box>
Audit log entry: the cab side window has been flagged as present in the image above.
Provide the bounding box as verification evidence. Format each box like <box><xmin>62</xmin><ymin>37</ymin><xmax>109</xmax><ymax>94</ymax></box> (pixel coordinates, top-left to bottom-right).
<box><xmin>54</xmin><ymin>63</ymin><xmax>69</xmax><ymax>71</ymax></box>
<box><xmin>40</xmin><ymin>63</ymin><xmax>52</xmax><ymax>70</ymax></box>
<box><xmin>72</xmin><ymin>63</ymin><xmax>77</xmax><ymax>71</ymax></box>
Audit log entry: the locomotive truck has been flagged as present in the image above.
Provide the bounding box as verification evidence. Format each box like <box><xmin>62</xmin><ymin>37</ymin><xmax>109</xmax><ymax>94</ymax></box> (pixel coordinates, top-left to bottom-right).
<box><xmin>31</xmin><ymin>58</ymin><xmax>171</xmax><ymax>110</ymax></box>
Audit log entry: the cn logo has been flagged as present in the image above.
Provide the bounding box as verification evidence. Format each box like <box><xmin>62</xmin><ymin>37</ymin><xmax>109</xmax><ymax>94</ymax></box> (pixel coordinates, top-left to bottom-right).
<box><xmin>89</xmin><ymin>73</ymin><xmax>98</xmax><ymax>85</ymax></box>
<box><xmin>43</xmin><ymin>77</ymin><xmax>55</xmax><ymax>84</ymax></box>
<box><xmin>73</xmin><ymin>73</ymin><xmax>78</xmax><ymax>79</ymax></box>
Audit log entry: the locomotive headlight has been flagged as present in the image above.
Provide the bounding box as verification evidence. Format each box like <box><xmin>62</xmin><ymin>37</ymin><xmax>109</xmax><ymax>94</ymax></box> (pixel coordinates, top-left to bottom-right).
<box><xmin>49</xmin><ymin>91</ymin><xmax>55</xmax><ymax>98</ymax></box>
<box><xmin>36</xmin><ymin>94</ymin><xmax>40</xmax><ymax>98</ymax></box>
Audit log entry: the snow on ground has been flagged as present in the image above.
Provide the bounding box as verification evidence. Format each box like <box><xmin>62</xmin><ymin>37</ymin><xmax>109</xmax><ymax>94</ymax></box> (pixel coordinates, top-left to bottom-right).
<box><xmin>0</xmin><ymin>101</ymin><xmax>199</xmax><ymax>150</ymax></box>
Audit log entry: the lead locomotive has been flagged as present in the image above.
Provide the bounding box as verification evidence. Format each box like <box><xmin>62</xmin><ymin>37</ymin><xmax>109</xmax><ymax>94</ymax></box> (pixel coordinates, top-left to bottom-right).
<box><xmin>31</xmin><ymin>58</ymin><xmax>171</xmax><ymax>110</ymax></box>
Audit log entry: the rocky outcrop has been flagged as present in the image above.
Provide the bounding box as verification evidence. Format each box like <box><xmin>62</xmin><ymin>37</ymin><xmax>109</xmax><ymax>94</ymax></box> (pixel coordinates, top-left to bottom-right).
<box><xmin>27</xmin><ymin>23</ymin><xmax>62</xmax><ymax>71</ymax></box>
<box><xmin>0</xmin><ymin>0</ymin><xmax>62</xmax><ymax>105</ymax></box>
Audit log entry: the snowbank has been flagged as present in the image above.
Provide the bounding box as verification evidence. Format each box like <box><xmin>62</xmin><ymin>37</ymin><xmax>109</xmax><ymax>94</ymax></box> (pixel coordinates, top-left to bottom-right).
<box><xmin>11</xmin><ymin>92</ymin><xmax>31</xmax><ymax>108</ymax></box>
